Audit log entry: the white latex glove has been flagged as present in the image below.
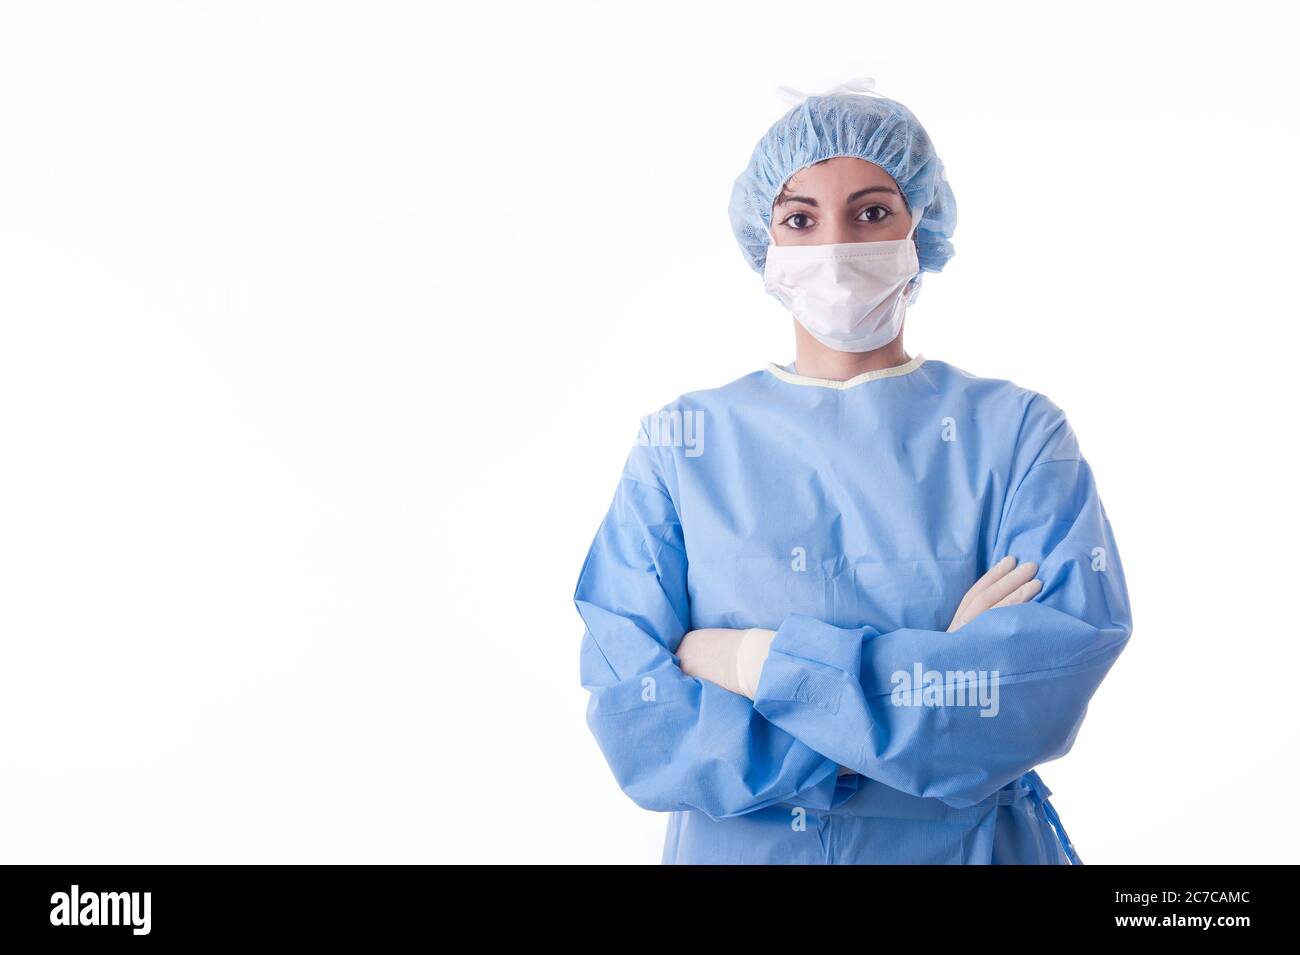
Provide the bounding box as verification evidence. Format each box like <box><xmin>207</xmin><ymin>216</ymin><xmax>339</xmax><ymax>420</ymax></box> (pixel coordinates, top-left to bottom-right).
<box><xmin>676</xmin><ymin>627</ymin><xmax>777</xmax><ymax>698</ymax></box>
<box><xmin>677</xmin><ymin>628</ymin><xmax>861</xmax><ymax>779</ymax></box>
<box><xmin>947</xmin><ymin>555</ymin><xmax>1042</xmax><ymax>632</ymax></box>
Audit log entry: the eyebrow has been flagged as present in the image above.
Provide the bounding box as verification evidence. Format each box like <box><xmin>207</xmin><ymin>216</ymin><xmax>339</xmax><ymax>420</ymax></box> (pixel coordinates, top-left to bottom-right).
<box><xmin>773</xmin><ymin>185</ymin><xmax>900</xmax><ymax>209</ymax></box>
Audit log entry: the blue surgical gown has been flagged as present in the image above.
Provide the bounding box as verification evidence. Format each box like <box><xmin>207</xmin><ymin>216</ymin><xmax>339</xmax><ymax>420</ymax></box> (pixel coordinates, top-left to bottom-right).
<box><xmin>575</xmin><ymin>356</ymin><xmax>1132</xmax><ymax>864</ymax></box>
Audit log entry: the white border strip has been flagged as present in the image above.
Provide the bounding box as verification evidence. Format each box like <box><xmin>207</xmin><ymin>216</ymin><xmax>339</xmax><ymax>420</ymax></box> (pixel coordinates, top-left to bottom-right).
<box><xmin>765</xmin><ymin>353</ymin><xmax>926</xmax><ymax>390</ymax></box>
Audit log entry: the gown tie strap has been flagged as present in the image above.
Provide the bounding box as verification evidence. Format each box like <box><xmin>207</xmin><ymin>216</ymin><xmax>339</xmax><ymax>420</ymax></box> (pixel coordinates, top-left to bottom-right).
<box><xmin>1022</xmin><ymin>770</ymin><xmax>1084</xmax><ymax>865</ymax></box>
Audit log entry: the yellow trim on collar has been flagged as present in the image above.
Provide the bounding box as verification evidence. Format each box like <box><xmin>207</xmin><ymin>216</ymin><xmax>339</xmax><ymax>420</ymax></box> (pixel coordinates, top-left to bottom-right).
<box><xmin>765</xmin><ymin>354</ymin><xmax>926</xmax><ymax>390</ymax></box>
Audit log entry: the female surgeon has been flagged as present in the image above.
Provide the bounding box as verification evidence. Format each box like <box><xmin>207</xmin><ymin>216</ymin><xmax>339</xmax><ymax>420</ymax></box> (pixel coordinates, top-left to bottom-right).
<box><xmin>573</xmin><ymin>77</ymin><xmax>1132</xmax><ymax>864</ymax></box>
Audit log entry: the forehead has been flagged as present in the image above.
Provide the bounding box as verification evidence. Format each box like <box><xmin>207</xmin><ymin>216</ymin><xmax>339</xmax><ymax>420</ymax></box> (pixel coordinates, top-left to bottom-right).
<box><xmin>781</xmin><ymin>156</ymin><xmax>896</xmax><ymax>193</ymax></box>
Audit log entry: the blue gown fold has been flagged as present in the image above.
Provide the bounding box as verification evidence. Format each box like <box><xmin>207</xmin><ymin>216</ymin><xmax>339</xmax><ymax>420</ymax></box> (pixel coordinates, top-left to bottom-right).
<box><xmin>575</xmin><ymin>441</ymin><xmax>854</xmax><ymax>821</ymax></box>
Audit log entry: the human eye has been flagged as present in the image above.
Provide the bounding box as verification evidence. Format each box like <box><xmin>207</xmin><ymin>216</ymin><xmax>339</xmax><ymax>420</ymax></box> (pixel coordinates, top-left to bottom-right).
<box><xmin>857</xmin><ymin>204</ymin><xmax>893</xmax><ymax>224</ymax></box>
<box><xmin>781</xmin><ymin>212</ymin><xmax>814</xmax><ymax>231</ymax></box>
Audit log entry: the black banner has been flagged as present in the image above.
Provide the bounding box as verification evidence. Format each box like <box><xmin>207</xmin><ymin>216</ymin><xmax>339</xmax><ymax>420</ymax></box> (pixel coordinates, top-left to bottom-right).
<box><xmin>0</xmin><ymin>864</ymin><xmax>1278</xmax><ymax>942</ymax></box>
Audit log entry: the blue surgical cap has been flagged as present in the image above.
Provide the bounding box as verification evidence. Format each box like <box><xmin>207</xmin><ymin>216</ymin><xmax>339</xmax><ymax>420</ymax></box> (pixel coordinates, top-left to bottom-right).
<box><xmin>728</xmin><ymin>80</ymin><xmax>958</xmax><ymax>281</ymax></box>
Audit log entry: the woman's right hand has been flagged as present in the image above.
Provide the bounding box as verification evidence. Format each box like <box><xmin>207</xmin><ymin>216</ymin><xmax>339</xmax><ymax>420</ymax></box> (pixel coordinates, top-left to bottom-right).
<box><xmin>947</xmin><ymin>555</ymin><xmax>1041</xmax><ymax>632</ymax></box>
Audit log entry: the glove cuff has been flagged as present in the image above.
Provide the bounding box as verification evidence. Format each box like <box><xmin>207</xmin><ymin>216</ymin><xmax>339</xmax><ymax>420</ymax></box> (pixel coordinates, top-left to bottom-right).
<box><xmin>736</xmin><ymin>627</ymin><xmax>778</xmax><ymax>699</ymax></box>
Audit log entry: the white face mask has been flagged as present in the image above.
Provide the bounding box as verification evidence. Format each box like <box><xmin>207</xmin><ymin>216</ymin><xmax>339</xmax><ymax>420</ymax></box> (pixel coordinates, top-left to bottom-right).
<box><xmin>762</xmin><ymin>206</ymin><xmax>923</xmax><ymax>352</ymax></box>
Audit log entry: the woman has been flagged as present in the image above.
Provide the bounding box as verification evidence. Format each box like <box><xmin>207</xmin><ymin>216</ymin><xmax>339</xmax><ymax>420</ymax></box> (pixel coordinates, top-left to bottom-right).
<box><xmin>573</xmin><ymin>78</ymin><xmax>1132</xmax><ymax>864</ymax></box>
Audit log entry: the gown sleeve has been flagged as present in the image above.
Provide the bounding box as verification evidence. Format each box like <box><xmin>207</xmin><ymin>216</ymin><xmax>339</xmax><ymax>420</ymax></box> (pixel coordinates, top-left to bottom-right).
<box><xmin>750</xmin><ymin>394</ymin><xmax>1134</xmax><ymax>809</ymax></box>
<box><xmin>575</xmin><ymin>416</ymin><xmax>853</xmax><ymax>821</ymax></box>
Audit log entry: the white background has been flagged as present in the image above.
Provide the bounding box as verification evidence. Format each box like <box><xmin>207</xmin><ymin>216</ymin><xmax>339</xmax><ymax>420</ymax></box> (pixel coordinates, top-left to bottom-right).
<box><xmin>1</xmin><ymin>1</ymin><xmax>1295</xmax><ymax>864</ymax></box>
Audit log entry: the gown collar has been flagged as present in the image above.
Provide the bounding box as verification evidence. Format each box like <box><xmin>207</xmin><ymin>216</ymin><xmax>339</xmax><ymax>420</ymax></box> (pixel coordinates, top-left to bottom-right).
<box><xmin>765</xmin><ymin>353</ymin><xmax>926</xmax><ymax>390</ymax></box>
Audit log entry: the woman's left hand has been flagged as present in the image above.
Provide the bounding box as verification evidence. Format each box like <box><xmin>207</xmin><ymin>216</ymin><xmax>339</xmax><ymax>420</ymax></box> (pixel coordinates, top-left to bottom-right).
<box><xmin>676</xmin><ymin>628</ymin><xmax>749</xmax><ymax>695</ymax></box>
